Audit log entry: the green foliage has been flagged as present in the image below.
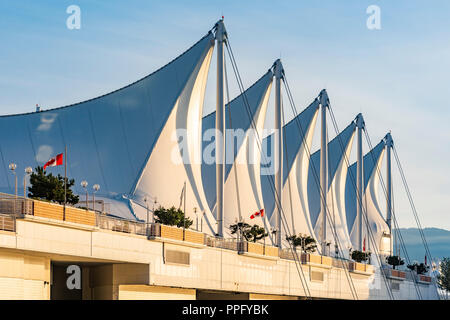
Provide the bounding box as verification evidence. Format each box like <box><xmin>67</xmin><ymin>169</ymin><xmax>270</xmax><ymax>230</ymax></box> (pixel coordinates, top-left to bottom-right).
<box><xmin>286</xmin><ymin>234</ymin><xmax>317</xmax><ymax>253</ymax></box>
<box><xmin>351</xmin><ymin>250</ymin><xmax>371</xmax><ymax>263</ymax></box>
<box><xmin>407</xmin><ymin>262</ymin><xmax>429</xmax><ymax>275</ymax></box>
<box><xmin>437</xmin><ymin>257</ymin><xmax>450</xmax><ymax>293</ymax></box>
<box><xmin>229</xmin><ymin>222</ymin><xmax>268</xmax><ymax>243</ymax></box>
<box><xmin>28</xmin><ymin>166</ymin><xmax>79</xmax><ymax>205</ymax></box>
<box><xmin>386</xmin><ymin>255</ymin><xmax>405</xmax><ymax>269</ymax></box>
<box><xmin>153</xmin><ymin>206</ymin><xmax>193</xmax><ymax>228</ymax></box>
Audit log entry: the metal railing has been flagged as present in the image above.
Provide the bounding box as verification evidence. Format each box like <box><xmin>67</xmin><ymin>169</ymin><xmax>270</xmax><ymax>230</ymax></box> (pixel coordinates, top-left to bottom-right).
<box><xmin>0</xmin><ymin>193</ymin><xmax>33</xmax><ymax>215</ymax></box>
<box><xmin>0</xmin><ymin>213</ymin><xmax>15</xmax><ymax>232</ymax></box>
<box><xmin>96</xmin><ymin>213</ymin><xmax>147</xmax><ymax>236</ymax></box>
<box><xmin>75</xmin><ymin>200</ymin><xmax>110</xmax><ymax>214</ymax></box>
<box><xmin>280</xmin><ymin>248</ymin><xmax>303</xmax><ymax>260</ymax></box>
<box><xmin>205</xmin><ymin>236</ymin><xmax>241</xmax><ymax>251</ymax></box>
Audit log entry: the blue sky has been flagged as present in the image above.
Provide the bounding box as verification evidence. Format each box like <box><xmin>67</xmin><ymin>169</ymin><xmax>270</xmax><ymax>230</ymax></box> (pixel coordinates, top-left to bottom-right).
<box><xmin>0</xmin><ymin>0</ymin><xmax>449</xmax><ymax>229</ymax></box>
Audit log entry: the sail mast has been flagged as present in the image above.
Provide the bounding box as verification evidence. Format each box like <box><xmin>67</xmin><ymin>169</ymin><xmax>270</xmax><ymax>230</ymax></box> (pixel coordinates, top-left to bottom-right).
<box><xmin>356</xmin><ymin>113</ymin><xmax>365</xmax><ymax>251</ymax></box>
<box><xmin>319</xmin><ymin>90</ymin><xmax>329</xmax><ymax>254</ymax></box>
<box><xmin>274</xmin><ymin>59</ymin><xmax>284</xmax><ymax>248</ymax></box>
<box><xmin>215</xmin><ymin>19</ymin><xmax>226</xmax><ymax>237</ymax></box>
<box><xmin>385</xmin><ymin>132</ymin><xmax>394</xmax><ymax>254</ymax></box>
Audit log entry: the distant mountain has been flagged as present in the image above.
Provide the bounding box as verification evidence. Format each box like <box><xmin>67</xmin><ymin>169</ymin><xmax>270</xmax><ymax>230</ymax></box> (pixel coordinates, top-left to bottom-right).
<box><xmin>394</xmin><ymin>228</ymin><xmax>450</xmax><ymax>263</ymax></box>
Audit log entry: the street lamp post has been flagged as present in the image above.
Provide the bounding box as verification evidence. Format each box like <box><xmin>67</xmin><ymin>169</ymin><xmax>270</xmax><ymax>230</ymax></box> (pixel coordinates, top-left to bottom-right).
<box><xmin>237</xmin><ymin>221</ymin><xmax>244</xmax><ymax>252</ymax></box>
<box><xmin>9</xmin><ymin>163</ymin><xmax>17</xmax><ymax>198</ymax></box>
<box><xmin>271</xmin><ymin>228</ymin><xmax>278</xmax><ymax>248</ymax></box>
<box><xmin>201</xmin><ymin>211</ymin><xmax>204</xmax><ymax>233</ymax></box>
<box><xmin>24</xmin><ymin>167</ymin><xmax>32</xmax><ymax>198</ymax></box>
<box><xmin>92</xmin><ymin>184</ymin><xmax>100</xmax><ymax>212</ymax></box>
<box><xmin>152</xmin><ymin>197</ymin><xmax>157</xmax><ymax>224</ymax></box>
<box><xmin>144</xmin><ymin>197</ymin><xmax>149</xmax><ymax>235</ymax></box>
<box><xmin>9</xmin><ymin>163</ymin><xmax>17</xmax><ymax>214</ymax></box>
<box><xmin>81</xmin><ymin>180</ymin><xmax>88</xmax><ymax>209</ymax></box>
<box><xmin>193</xmin><ymin>207</ymin><xmax>198</xmax><ymax>231</ymax></box>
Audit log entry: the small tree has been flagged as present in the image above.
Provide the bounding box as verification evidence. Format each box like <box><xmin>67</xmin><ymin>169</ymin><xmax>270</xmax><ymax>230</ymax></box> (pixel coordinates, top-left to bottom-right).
<box><xmin>386</xmin><ymin>255</ymin><xmax>405</xmax><ymax>270</ymax></box>
<box><xmin>351</xmin><ymin>250</ymin><xmax>371</xmax><ymax>263</ymax></box>
<box><xmin>153</xmin><ymin>206</ymin><xmax>193</xmax><ymax>228</ymax></box>
<box><xmin>407</xmin><ymin>262</ymin><xmax>429</xmax><ymax>275</ymax></box>
<box><xmin>286</xmin><ymin>234</ymin><xmax>317</xmax><ymax>253</ymax></box>
<box><xmin>229</xmin><ymin>222</ymin><xmax>268</xmax><ymax>243</ymax></box>
<box><xmin>437</xmin><ymin>257</ymin><xmax>450</xmax><ymax>296</ymax></box>
<box><xmin>28</xmin><ymin>166</ymin><xmax>79</xmax><ymax>205</ymax></box>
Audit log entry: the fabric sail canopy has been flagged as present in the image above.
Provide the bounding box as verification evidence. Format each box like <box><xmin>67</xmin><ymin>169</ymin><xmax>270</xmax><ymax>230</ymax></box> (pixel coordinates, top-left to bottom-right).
<box><xmin>201</xmin><ymin>70</ymin><xmax>274</xmax><ymax>216</ymax></box>
<box><xmin>345</xmin><ymin>139</ymin><xmax>389</xmax><ymax>251</ymax></box>
<box><xmin>260</xmin><ymin>99</ymin><xmax>320</xmax><ymax>222</ymax></box>
<box><xmin>307</xmin><ymin>120</ymin><xmax>357</xmax><ymax>231</ymax></box>
<box><xmin>0</xmin><ymin>32</ymin><xmax>215</xmax><ymax>220</ymax></box>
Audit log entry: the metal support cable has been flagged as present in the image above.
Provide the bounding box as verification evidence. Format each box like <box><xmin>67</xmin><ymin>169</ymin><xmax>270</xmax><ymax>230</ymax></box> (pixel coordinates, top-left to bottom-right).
<box><xmin>326</xmin><ymin>104</ymin><xmax>394</xmax><ymax>299</ymax></box>
<box><xmin>392</xmin><ymin>146</ymin><xmax>434</xmax><ymax>264</ymax></box>
<box><xmin>282</xmin><ymin>76</ymin><xmax>358</xmax><ymax>299</ymax></box>
<box><xmin>224</xmin><ymin>51</ymin><xmax>243</xmax><ymax>223</ymax></box>
<box><xmin>361</xmin><ymin>126</ymin><xmax>424</xmax><ymax>299</ymax></box>
<box><xmin>224</xmin><ymin>39</ymin><xmax>312</xmax><ymax>299</ymax></box>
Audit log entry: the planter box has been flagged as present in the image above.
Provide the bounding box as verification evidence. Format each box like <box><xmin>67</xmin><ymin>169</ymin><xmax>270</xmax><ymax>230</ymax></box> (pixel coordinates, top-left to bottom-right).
<box><xmin>391</xmin><ymin>269</ymin><xmax>406</xmax><ymax>279</ymax></box>
<box><xmin>419</xmin><ymin>275</ymin><xmax>432</xmax><ymax>283</ymax></box>
<box><xmin>65</xmin><ymin>206</ymin><xmax>96</xmax><ymax>226</ymax></box>
<box><xmin>160</xmin><ymin>224</ymin><xmax>184</xmax><ymax>241</ymax></box>
<box><xmin>309</xmin><ymin>254</ymin><xmax>322</xmax><ymax>265</ymax></box>
<box><xmin>264</xmin><ymin>246</ymin><xmax>279</xmax><ymax>257</ymax></box>
<box><xmin>33</xmin><ymin>201</ymin><xmax>64</xmax><ymax>220</ymax></box>
<box><xmin>366</xmin><ymin>264</ymin><xmax>374</xmax><ymax>273</ymax></box>
<box><xmin>355</xmin><ymin>262</ymin><xmax>367</xmax><ymax>272</ymax></box>
<box><xmin>349</xmin><ymin>262</ymin><xmax>366</xmax><ymax>272</ymax></box>
<box><xmin>321</xmin><ymin>256</ymin><xmax>333</xmax><ymax>266</ymax></box>
<box><xmin>0</xmin><ymin>214</ymin><xmax>15</xmax><ymax>232</ymax></box>
<box><xmin>151</xmin><ymin>224</ymin><xmax>205</xmax><ymax>244</ymax></box>
<box><xmin>247</xmin><ymin>242</ymin><xmax>264</xmax><ymax>255</ymax></box>
<box><xmin>184</xmin><ymin>229</ymin><xmax>205</xmax><ymax>245</ymax></box>
<box><xmin>33</xmin><ymin>200</ymin><xmax>96</xmax><ymax>226</ymax></box>
<box><xmin>348</xmin><ymin>261</ymin><xmax>375</xmax><ymax>274</ymax></box>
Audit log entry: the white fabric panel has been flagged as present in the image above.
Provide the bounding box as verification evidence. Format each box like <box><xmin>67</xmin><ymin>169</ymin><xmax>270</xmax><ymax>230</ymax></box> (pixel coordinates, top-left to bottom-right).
<box><xmin>132</xmin><ymin>45</ymin><xmax>215</xmax><ymax>232</ymax></box>
<box><xmin>350</xmin><ymin>148</ymin><xmax>390</xmax><ymax>252</ymax></box>
<box><xmin>223</xmin><ymin>83</ymin><xmax>273</xmax><ymax>236</ymax></box>
<box><xmin>271</xmin><ymin>110</ymin><xmax>320</xmax><ymax>246</ymax></box>
<box><xmin>314</xmin><ymin>132</ymin><xmax>355</xmax><ymax>256</ymax></box>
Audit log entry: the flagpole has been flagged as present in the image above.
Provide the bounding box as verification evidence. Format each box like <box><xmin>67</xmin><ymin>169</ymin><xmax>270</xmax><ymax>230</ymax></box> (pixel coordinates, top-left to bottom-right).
<box><xmin>183</xmin><ymin>181</ymin><xmax>186</xmax><ymax>241</ymax></box>
<box><xmin>64</xmin><ymin>145</ymin><xmax>67</xmax><ymax>220</ymax></box>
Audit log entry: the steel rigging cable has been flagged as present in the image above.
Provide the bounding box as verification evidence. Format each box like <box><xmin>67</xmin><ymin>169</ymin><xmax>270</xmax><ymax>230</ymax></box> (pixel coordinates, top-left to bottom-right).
<box><xmin>282</xmin><ymin>77</ymin><xmax>359</xmax><ymax>300</ymax></box>
<box><xmin>326</xmin><ymin>105</ymin><xmax>395</xmax><ymax>299</ymax></box>
<box><xmin>223</xmin><ymin>38</ymin><xmax>312</xmax><ymax>299</ymax></box>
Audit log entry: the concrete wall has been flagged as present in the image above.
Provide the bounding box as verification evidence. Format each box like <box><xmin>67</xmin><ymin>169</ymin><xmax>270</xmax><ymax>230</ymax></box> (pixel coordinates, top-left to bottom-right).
<box><xmin>0</xmin><ymin>249</ymin><xmax>50</xmax><ymax>300</ymax></box>
<box><xmin>119</xmin><ymin>285</ymin><xmax>195</xmax><ymax>300</ymax></box>
<box><xmin>0</xmin><ymin>216</ymin><xmax>440</xmax><ymax>300</ymax></box>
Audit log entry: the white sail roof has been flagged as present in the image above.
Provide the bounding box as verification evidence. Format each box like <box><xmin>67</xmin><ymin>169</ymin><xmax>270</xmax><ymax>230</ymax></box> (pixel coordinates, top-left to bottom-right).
<box><xmin>0</xmin><ymin>32</ymin><xmax>215</xmax><ymax>221</ymax></box>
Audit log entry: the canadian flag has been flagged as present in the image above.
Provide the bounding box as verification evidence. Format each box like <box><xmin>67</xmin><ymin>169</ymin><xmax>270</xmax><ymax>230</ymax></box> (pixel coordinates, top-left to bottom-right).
<box><xmin>43</xmin><ymin>153</ymin><xmax>63</xmax><ymax>170</ymax></box>
<box><xmin>250</xmin><ymin>209</ymin><xmax>264</xmax><ymax>219</ymax></box>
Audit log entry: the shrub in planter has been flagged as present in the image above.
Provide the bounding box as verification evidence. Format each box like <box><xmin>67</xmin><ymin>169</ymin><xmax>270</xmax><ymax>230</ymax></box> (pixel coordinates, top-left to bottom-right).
<box><xmin>29</xmin><ymin>166</ymin><xmax>79</xmax><ymax>205</ymax></box>
<box><xmin>154</xmin><ymin>206</ymin><xmax>193</xmax><ymax>228</ymax></box>
<box><xmin>286</xmin><ymin>234</ymin><xmax>317</xmax><ymax>253</ymax></box>
<box><xmin>407</xmin><ymin>262</ymin><xmax>429</xmax><ymax>275</ymax></box>
<box><xmin>351</xmin><ymin>250</ymin><xmax>371</xmax><ymax>263</ymax></box>
<box><xmin>229</xmin><ymin>222</ymin><xmax>268</xmax><ymax>243</ymax></box>
<box><xmin>386</xmin><ymin>255</ymin><xmax>405</xmax><ymax>269</ymax></box>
